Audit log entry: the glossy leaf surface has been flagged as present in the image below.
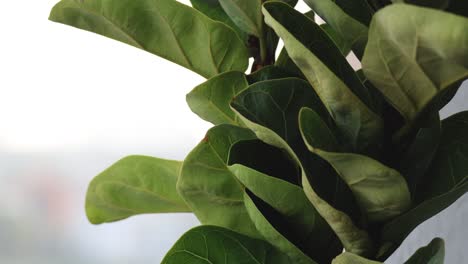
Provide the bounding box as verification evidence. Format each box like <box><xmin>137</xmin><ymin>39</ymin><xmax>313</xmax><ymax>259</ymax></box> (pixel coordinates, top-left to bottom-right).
<box><xmin>86</xmin><ymin>156</ymin><xmax>189</xmax><ymax>224</ymax></box>
<box><xmin>50</xmin><ymin>0</ymin><xmax>249</xmax><ymax>78</ymax></box>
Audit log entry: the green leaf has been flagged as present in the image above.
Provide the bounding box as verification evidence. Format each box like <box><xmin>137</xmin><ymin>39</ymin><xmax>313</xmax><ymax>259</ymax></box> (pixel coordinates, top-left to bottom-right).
<box><xmin>303</xmin><ymin>0</ymin><xmax>372</xmax><ymax>58</ymax></box>
<box><xmin>276</xmin><ymin>48</ymin><xmax>305</xmax><ymax>78</ymax></box>
<box><xmin>229</xmin><ymin>162</ymin><xmax>342</xmax><ymax>264</ymax></box>
<box><xmin>362</xmin><ymin>4</ymin><xmax>468</xmax><ymax>123</ymax></box>
<box><xmin>405</xmin><ymin>238</ymin><xmax>445</xmax><ymax>264</ymax></box>
<box><xmin>243</xmin><ymin>192</ymin><xmax>318</xmax><ymax>264</ymax></box>
<box><xmin>417</xmin><ymin>111</ymin><xmax>468</xmax><ymax>203</ymax></box>
<box><xmin>274</xmin><ymin>11</ymin><xmax>315</xmax><ymax>79</ymax></box>
<box><xmin>85</xmin><ymin>156</ymin><xmax>189</xmax><ymax>224</ymax></box>
<box><xmin>49</xmin><ymin>0</ymin><xmax>249</xmax><ymax>78</ymax></box>
<box><xmin>187</xmin><ymin>71</ymin><xmax>248</xmax><ymax>125</ymax></box>
<box><xmin>298</xmin><ymin>107</ymin><xmax>340</xmax><ymax>151</ymax></box>
<box><xmin>177</xmin><ymin>125</ymin><xmax>260</xmax><ymax>238</ymax></box>
<box><xmin>379</xmin><ymin>112</ymin><xmax>468</xmax><ymax>258</ymax></box>
<box><xmin>332</xmin><ymin>252</ymin><xmax>382</xmax><ymax>264</ymax></box>
<box><xmin>161</xmin><ymin>225</ymin><xmax>293</xmax><ymax>264</ymax></box>
<box><xmin>219</xmin><ymin>0</ymin><xmax>263</xmax><ymax>37</ymax></box>
<box><xmin>247</xmin><ymin>65</ymin><xmax>297</xmax><ymax>83</ymax></box>
<box><xmin>299</xmin><ymin>107</ymin><xmax>412</xmax><ymax>222</ymax></box>
<box><xmin>392</xmin><ymin>0</ymin><xmax>449</xmax><ymax>10</ymax></box>
<box><xmin>230</xmin><ymin>78</ymin><xmax>373</xmax><ymax>256</ymax></box>
<box><xmin>399</xmin><ymin>112</ymin><xmax>442</xmax><ymax>197</ymax></box>
<box><xmin>320</xmin><ymin>24</ymin><xmax>351</xmax><ymax>56</ymax></box>
<box><xmin>190</xmin><ymin>0</ymin><xmax>248</xmax><ymax>43</ymax></box>
<box><xmin>263</xmin><ymin>2</ymin><xmax>383</xmax><ymax>152</ymax></box>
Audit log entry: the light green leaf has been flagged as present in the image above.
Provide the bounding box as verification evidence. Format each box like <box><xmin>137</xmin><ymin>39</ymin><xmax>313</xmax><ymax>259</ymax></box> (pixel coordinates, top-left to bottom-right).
<box><xmin>332</xmin><ymin>252</ymin><xmax>382</xmax><ymax>264</ymax></box>
<box><xmin>379</xmin><ymin>112</ymin><xmax>468</xmax><ymax>259</ymax></box>
<box><xmin>49</xmin><ymin>0</ymin><xmax>249</xmax><ymax>78</ymax></box>
<box><xmin>161</xmin><ymin>225</ymin><xmax>293</xmax><ymax>264</ymax></box>
<box><xmin>405</xmin><ymin>238</ymin><xmax>445</xmax><ymax>264</ymax></box>
<box><xmin>299</xmin><ymin>107</ymin><xmax>412</xmax><ymax>222</ymax></box>
<box><xmin>230</xmin><ymin>78</ymin><xmax>373</xmax><ymax>256</ymax></box>
<box><xmin>85</xmin><ymin>156</ymin><xmax>189</xmax><ymax>224</ymax></box>
<box><xmin>229</xmin><ymin>161</ymin><xmax>342</xmax><ymax>264</ymax></box>
<box><xmin>362</xmin><ymin>4</ymin><xmax>468</xmax><ymax>122</ymax></box>
<box><xmin>190</xmin><ymin>0</ymin><xmax>248</xmax><ymax>43</ymax></box>
<box><xmin>219</xmin><ymin>0</ymin><xmax>263</xmax><ymax>37</ymax></box>
<box><xmin>263</xmin><ymin>2</ymin><xmax>383</xmax><ymax>152</ymax></box>
<box><xmin>187</xmin><ymin>71</ymin><xmax>248</xmax><ymax>125</ymax></box>
<box><xmin>303</xmin><ymin>0</ymin><xmax>372</xmax><ymax>58</ymax></box>
<box><xmin>177</xmin><ymin>125</ymin><xmax>260</xmax><ymax>238</ymax></box>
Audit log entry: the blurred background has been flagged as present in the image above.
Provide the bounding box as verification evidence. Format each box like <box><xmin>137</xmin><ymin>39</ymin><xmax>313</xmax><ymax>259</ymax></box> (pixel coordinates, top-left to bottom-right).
<box><xmin>0</xmin><ymin>1</ymin><xmax>466</xmax><ymax>263</ymax></box>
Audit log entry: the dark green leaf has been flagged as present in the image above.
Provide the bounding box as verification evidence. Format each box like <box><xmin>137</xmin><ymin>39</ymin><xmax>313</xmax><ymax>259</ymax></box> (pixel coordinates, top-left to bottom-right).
<box><xmin>276</xmin><ymin>48</ymin><xmax>305</xmax><ymax>78</ymax></box>
<box><xmin>379</xmin><ymin>112</ymin><xmax>468</xmax><ymax>258</ymax></box>
<box><xmin>416</xmin><ymin>111</ymin><xmax>468</xmax><ymax>203</ymax></box>
<box><xmin>243</xmin><ymin>192</ymin><xmax>318</xmax><ymax>264</ymax></box>
<box><xmin>161</xmin><ymin>225</ymin><xmax>293</xmax><ymax>264</ymax></box>
<box><xmin>362</xmin><ymin>4</ymin><xmax>468</xmax><ymax>123</ymax></box>
<box><xmin>263</xmin><ymin>2</ymin><xmax>383</xmax><ymax>151</ymax></box>
<box><xmin>247</xmin><ymin>65</ymin><xmax>297</xmax><ymax>84</ymax></box>
<box><xmin>231</xmin><ymin>165</ymin><xmax>341</xmax><ymax>263</ymax></box>
<box><xmin>49</xmin><ymin>0</ymin><xmax>249</xmax><ymax>78</ymax></box>
<box><xmin>187</xmin><ymin>71</ymin><xmax>248</xmax><ymax>125</ymax></box>
<box><xmin>228</xmin><ymin>139</ymin><xmax>301</xmax><ymax>185</ymax></box>
<box><xmin>86</xmin><ymin>156</ymin><xmax>189</xmax><ymax>224</ymax></box>
<box><xmin>320</xmin><ymin>24</ymin><xmax>351</xmax><ymax>56</ymax></box>
<box><xmin>446</xmin><ymin>0</ymin><xmax>468</xmax><ymax>17</ymax></box>
<box><xmin>177</xmin><ymin>125</ymin><xmax>260</xmax><ymax>238</ymax></box>
<box><xmin>231</xmin><ymin>78</ymin><xmax>373</xmax><ymax>256</ymax></box>
<box><xmin>399</xmin><ymin>112</ymin><xmax>442</xmax><ymax>198</ymax></box>
<box><xmin>404</xmin><ymin>238</ymin><xmax>445</xmax><ymax>264</ymax></box>
<box><xmin>299</xmin><ymin>107</ymin><xmax>412</xmax><ymax>223</ymax></box>
<box><xmin>303</xmin><ymin>0</ymin><xmax>372</xmax><ymax>58</ymax></box>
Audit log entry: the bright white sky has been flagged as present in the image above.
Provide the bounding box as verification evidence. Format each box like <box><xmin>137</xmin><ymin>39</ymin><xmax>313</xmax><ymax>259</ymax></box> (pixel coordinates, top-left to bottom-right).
<box><xmin>0</xmin><ymin>1</ymin><xmax>311</xmax><ymax>154</ymax></box>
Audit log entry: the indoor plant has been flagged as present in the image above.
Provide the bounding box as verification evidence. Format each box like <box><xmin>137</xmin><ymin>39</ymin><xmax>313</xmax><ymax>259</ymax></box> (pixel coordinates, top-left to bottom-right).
<box><xmin>49</xmin><ymin>0</ymin><xmax>468</xmax><ymax>263</ymax></box>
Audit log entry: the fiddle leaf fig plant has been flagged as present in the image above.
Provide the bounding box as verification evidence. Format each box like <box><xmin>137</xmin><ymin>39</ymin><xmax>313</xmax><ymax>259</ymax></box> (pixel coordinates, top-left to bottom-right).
<box><xmin>49</xmin><ymin>0</ymin><xmax>467</xmax><ymax>263</ymax></box>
